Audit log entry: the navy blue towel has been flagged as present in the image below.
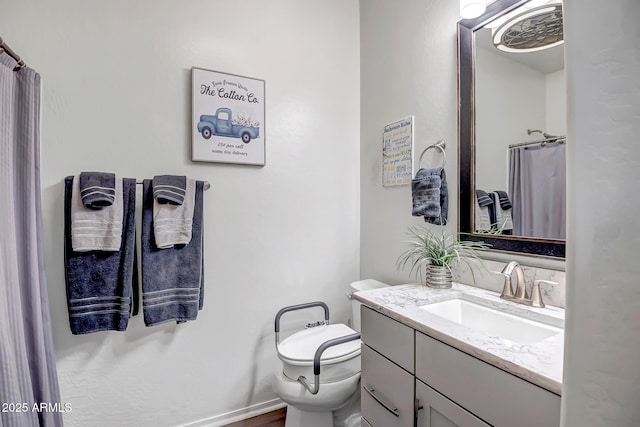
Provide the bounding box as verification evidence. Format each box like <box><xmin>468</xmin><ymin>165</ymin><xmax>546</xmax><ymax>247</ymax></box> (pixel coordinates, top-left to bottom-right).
<box><xmin>475</xmin><ymin>189</ymin><xmax>493</xmax><ymax>207</ymax></box>
<box><xmin>64</xmin><ymin>176</ymin><xmax>138</xmax><ymax>334</ymax></box>
<box><xmin>476</xmin><ymin>189</ymin><xmax>497</xmax><ymax>228</ymax></box>
<box><xmin>412</xmin><ymin>167</ymin><xmax>448</xmax><ymax>225</ymax></box>
<box><xmin>79</xmin><ymin>171</ymin><xmax>116</xmax><ymax>209</ymax></box>
<box><xmin>142</xmin><ymin>180</ymin><xmax>204</xmax><ymax>326</ymax></box>
<box><xmin>495</xmin><ymin>190</ymin><xmax>512</xmax><ymax>210</ymax></box>
<box><xmin>152</xmin><ymin>175</ymin><xmax>187</xmax><ymax>205</ymax></box>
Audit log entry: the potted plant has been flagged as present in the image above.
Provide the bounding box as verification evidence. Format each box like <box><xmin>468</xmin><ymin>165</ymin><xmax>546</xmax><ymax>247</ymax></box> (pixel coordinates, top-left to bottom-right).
<box><xmin>396</xmin><ymin>225</ymin><xmax>490</xmax><ymax>288</ymax></box>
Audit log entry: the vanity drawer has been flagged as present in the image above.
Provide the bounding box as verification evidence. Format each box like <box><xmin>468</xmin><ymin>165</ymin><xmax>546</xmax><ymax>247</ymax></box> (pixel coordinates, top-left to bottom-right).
<box><xmin>361</xmin><ymin>343</ymin><xmax>414</xmax><ymax>427</ymax></box>
<box><xmin>361</xmin><ymin>305</ymin><xmax>414</xmax><ymax>373</ymax></box>
<box><xmin>415</xmin><ymin>332</ymin><xmax>560</xmax><ymax>427</ymax></box>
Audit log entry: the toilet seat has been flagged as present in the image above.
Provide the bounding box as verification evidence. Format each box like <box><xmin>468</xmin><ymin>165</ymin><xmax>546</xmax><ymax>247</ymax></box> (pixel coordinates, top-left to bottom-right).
<box><xmin>278</xmin><ymin>324</ymin><xmax>360</xmax><ymax>364</ymax></box>
<box><xmin>277</xmin><ymin>324</ymin><xmax>361</xmax><ymax>383</ymax></box>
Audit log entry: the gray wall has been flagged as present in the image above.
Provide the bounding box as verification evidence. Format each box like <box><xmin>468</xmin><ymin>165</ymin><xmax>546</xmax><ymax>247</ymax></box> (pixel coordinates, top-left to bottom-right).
<box><xmin>360</xmin><ymin>0</ymin><xmax>460</xmax><ymax>284</ymax></box>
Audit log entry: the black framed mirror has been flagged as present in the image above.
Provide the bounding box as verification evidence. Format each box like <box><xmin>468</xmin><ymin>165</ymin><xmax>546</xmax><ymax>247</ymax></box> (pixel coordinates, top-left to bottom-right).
<box><xmin>458</xmin><ymin>0</ymin><xmax>566</xmax><ymax>258</ymax></box>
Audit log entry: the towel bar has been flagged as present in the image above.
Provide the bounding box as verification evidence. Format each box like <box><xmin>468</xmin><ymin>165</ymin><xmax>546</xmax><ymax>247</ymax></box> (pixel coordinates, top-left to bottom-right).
<box><xmin>136</xmin><ymin>180</ymin><xmax>210</xmax><ymax>191</ymax></box>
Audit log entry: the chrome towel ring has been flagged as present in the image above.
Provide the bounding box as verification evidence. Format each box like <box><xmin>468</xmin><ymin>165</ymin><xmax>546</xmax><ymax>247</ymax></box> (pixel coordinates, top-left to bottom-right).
<box><xmin>418</xmin><ymin>140</ymin><xmax>446</xmax><ymax>169</ymax></box>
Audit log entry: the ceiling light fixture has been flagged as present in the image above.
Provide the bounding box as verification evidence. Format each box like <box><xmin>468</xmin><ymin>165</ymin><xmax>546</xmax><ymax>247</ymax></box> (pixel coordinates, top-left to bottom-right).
<box><xmin>492</xmin><ymin>4</ymin><xmax>564</xmax><ymax>53</ymax></box>
<box><xmin>460</xmin><ymin>0</ymin><xmax>487</xmax><ymax>19</ymax></box>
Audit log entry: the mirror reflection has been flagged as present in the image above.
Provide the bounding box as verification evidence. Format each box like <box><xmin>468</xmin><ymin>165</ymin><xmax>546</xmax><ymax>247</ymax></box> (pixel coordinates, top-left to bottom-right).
<box><xmin>473</xmin><ymin>0</ymin><xmax>566</xmax><ymax>240</ymax></box>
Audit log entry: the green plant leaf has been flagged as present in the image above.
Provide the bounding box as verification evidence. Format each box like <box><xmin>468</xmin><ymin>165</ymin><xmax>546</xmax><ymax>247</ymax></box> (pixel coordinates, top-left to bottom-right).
<box><xmin>396</xmin><ymin>225</ymin><xmax>491</xmax><ymax>283</ymax></box>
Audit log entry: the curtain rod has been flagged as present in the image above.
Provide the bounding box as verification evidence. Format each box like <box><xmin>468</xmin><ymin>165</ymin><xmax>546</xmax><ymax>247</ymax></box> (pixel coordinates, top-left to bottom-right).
<box><xmin>509</xmin><ymin>136</ymin><xmax>566</xmax><ymax>149</ymax></box>
<box><xmin>0</xmin><ymin>37</ymin><xmax>26</xmax><ymax>71</ymax></box>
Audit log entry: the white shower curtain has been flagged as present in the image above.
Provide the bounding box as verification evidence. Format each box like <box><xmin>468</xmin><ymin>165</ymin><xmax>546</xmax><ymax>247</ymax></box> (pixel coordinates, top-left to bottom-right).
<box><xmin>0</xmin><ymin>53</ymin><xmax>63</xmax><ymax>426</ymax></box>
<box><xmin>509</xmin><ymin>143</ymin><xmax>566</xmax><ymax>239</ymax></box>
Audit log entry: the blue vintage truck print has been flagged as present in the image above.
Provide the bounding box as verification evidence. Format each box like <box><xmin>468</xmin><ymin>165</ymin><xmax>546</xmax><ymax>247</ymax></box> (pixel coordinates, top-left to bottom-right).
<box><xmin>197</xmin><ymin>107</ymin><xmax>260</xmax><ymax>144</ymax></box>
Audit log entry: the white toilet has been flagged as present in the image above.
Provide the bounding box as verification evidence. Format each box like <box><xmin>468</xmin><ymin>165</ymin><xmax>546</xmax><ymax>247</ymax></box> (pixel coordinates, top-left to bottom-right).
<box><xmin>272</xmin><ymin>280</ymin><xmax>389</xmax><ymax>427</ymax></box>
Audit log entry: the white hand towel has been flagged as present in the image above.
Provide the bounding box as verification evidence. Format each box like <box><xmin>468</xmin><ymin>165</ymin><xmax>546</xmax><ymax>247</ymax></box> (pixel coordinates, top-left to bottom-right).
<box><xmin>475</xmin><ymin>196</ymin><xmax>492</xmax><ymax>232</ymax></box>
<box><xmin>71</xmin><ymin>175</ymin><xmax>123</xmax><ymax>252</ymax></box>
<box><xmin>153</xmin><ymin>178</ymin><xmax>196</xmax><ymax>249</ymax></box>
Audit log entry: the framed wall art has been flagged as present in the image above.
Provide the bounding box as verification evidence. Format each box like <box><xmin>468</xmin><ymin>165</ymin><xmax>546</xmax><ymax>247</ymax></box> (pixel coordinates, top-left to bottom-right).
<box><xmin>382</xmin><ymin>116</ymin><xmax>414</xmax><ymax>186</ymax></box>
<box><xmin>192</xmin><ymin>67</ymin><xmax>265</xmax><ymax>165</ymax></box>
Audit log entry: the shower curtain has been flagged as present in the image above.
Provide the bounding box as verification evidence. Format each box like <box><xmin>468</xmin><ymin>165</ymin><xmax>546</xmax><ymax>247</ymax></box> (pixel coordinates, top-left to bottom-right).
<box><xmin>0</xmin><ymin>54</ymin><xmax>63</xmax><ymax>426</ymax></box>
<box><xmin>509</xmin><ymin>143</ymin><xmax>566</xmax><ymax>239</ymax></box>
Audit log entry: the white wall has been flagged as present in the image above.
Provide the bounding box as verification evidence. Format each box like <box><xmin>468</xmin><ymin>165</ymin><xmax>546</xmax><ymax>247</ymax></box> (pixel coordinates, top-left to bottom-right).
<box><xmin>475</xmin><ymin>46</ymin><xmax>546</xmax><ymax>193</ymax></box>
<box><xmin>546</xmin><ymin>69</ymin><xmax>567</xmax><ymax>137</ymax></box>
<box><xmin>475</xmin><ymin>47</ymin><xmax>568</xmax><ymax>196</ymax></box>
<box><xmin>360</xmin><ymin>0</ymin><xmax>460</xmax><ymax>284</ymax></box>
<box><xmin>562</xmin><ymin>0</ymin><xmax>640</xmax><ymax>425</ymax></box>
<box><xmin>0</xmin><ymin>1</ymin><xmax>360</xmax><ymax>426</ymax></box>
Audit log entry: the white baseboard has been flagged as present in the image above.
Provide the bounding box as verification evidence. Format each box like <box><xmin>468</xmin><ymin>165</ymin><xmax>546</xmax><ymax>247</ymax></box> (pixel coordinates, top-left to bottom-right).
<box><xmin>178</xmin><ymin>398</ymin><xmax>286</xmax><ymax>427</ymax></box>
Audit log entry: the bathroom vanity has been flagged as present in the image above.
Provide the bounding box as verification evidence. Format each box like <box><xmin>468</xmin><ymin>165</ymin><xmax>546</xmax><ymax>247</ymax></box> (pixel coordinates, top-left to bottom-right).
<box><xmin>356</xmin><ymin>283</ymin><xmax>563</xmax><ymax>427</ymax></box>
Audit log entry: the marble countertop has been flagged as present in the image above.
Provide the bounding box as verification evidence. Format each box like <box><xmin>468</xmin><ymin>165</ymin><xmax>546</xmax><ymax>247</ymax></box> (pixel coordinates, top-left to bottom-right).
<box><xmin>354</xmin><ymin>283</ymin><xmax>564</xmax><ymax>395</ymax></box>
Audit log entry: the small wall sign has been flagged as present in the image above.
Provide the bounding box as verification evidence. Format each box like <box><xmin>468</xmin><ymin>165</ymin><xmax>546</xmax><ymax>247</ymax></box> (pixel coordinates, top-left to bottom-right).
<box><xmin>192</xmin><ymin>67</ymin><xmax>265</xmax><ymax>165</ymax></box>
<box><xmin>382</xmin><ymin>116</ymin><xmax>414</xmax><ymax>186</ymax></box>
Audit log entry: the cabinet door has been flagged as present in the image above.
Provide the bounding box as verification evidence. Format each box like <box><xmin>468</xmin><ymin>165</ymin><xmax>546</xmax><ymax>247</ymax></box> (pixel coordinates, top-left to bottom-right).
<box><xmin>416</xmin><ymin>380</ymin><xmax>490</xmax><ymax>427</ymax></box>
<box><xmin>361</xmin><ymin>344</ymin><xmax>413</xmax><ymax>427</ymax></box>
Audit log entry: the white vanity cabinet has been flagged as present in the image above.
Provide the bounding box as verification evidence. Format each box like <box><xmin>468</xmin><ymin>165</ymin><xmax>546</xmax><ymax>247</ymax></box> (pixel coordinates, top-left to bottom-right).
<box><xmin>361</xmin><ymin>305</ymin><xmax>562</xmax><ymax>427</ymax></box>
<box><xmin>360</xmin><ymin>306</ymin><xmax>414</xmax><ymax>427</ymax></box>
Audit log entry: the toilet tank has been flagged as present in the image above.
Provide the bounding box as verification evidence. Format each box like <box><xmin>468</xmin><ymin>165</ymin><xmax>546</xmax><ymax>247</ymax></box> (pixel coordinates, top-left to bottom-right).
<box><xmin>347</xmin><ymin>279</ymin><xmax>389</xmax><ymax>331</ymax></box>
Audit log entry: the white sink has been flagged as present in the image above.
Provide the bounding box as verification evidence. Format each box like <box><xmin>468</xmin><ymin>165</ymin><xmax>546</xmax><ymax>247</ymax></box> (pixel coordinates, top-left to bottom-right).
<box><xmin>419</xmin><ymin>298</ymin><xmax>562</xmax><ymax>345</ymax></box>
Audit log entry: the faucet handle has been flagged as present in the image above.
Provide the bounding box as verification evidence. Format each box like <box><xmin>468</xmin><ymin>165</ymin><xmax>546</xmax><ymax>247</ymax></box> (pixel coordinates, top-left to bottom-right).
<box><xmin>531</xmin><ymin>280</ymin><xmax>558</xmax><ymax>308</ymax></box>
<box><xmin>491</xmin><ymin>271</ymin><xmax>514</xmax><ymax>299</ymax></box>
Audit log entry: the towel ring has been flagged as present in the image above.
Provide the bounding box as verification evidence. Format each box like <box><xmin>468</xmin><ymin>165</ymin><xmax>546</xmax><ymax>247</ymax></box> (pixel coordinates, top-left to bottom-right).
<box><xmin>418</xmin><ymin>140</ymin><xmax>446</xmax><ymax>169</ymax></box>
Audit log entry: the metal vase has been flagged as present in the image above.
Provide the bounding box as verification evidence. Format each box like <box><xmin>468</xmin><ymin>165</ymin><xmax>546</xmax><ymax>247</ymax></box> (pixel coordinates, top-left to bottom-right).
<box><xmin>426</xmin><ymin>265</ymin><xmax>453</xmax><ymax>289</ymax></box>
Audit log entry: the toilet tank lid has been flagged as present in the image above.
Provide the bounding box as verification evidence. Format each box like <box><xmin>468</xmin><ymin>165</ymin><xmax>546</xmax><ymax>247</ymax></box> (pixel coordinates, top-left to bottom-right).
<box><xmin>349</xmin><ymin>279</ymin><xmax>390</xmax><ymax>293</ymax></box>
<box><xmin>277</xmin><ymin>324</ymin><xmax>360</xmax><ymax>366</ymax></box>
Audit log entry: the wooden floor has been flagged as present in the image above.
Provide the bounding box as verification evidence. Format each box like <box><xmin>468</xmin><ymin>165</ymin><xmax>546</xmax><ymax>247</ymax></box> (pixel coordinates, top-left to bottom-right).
<box><xmin>223</xmin><ymin>407</ymin><xmax>286</xmax><ymax>427</ymax></box>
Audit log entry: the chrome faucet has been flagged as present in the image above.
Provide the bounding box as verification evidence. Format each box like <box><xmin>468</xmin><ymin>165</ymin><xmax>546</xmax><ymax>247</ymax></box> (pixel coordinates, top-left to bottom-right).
<box><xmin>493</xmin><ymin>261</ymin><xmax>557</xmax><ymax>308</ymax></box>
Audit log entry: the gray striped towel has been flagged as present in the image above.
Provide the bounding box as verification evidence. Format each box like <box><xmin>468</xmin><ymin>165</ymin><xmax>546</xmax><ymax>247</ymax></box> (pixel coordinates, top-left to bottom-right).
<box><xmin>72</xmin><ymin>175</ymin><xmax>123</xmax><ymax>252</ymax></box>
<box><xmin>475</xmin><ymin>189</ymin><xmax>493</xmax><ymax>207</ymax></box>
<box><xmin>80</xmin><ymin>172</ymin><xmax>116</xmax><ymax>209</ymax></box>
<box><xmin>153</xmin><ymin>175</ymin><xmax>187</xmax><ymax>205</ymax></box>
